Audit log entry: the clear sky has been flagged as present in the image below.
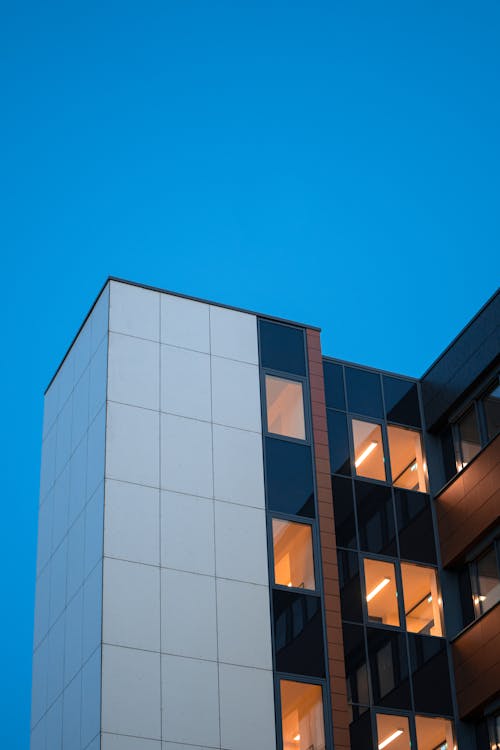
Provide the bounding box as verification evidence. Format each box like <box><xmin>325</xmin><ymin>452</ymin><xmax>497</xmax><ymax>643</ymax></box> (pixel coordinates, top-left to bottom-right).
<box><xmin>1</xmin><ymin>1</ymin><xmax>499</xmax><ymax>746</ymax></box>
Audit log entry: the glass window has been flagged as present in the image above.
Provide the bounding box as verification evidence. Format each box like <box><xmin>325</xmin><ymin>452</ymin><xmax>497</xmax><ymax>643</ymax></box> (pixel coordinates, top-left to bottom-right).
<box><xmin>387</xmin><ymin>425</ymin><xmax>428</xmax><ymax>492</ymax></box>
<box><xmin>456</xmin><ymin>406</ymin><xmax>481</xmax><ymax>468</ymax></box>
<box><xmin>401</xmin><ymin>563</ymin><xmax>443</xmax><ymax>636</ymax></box>
<box><xmin>346</xmin><ymin>367</ymin><xmax>384</xmax><ymax>419</ymax></box>
<box><xmin>363</xmin><ymin>559</ymin><xmax>400</xmax><ymax>627</ymax></box>
<box><xmin>395</xmin><ymin>489</ymin><xmax>437</xmax><ymax>565</ymax></box>
<box><xmin>323</xmin><ymin>361</ymin><xmax>346</xmax><ymax>410</ymax></box>
<box><xmin>272</xmin><ymin>519</ymin><xmax>316</xmax><ymax>590</ymax></box>
<box><xmin>279</xmin><ymin>679</ymin><xmax>326</xmax><ymax>750</ymax></box>
<box><xmin>265</xmin><ymin>438</ymin><xmax>315</xmax><ymax>517</ymax></box>
<box><xmin>259</xmin><ymin>320</ymin><xmax>306</xmax><ymax>376</ymax></box>
<box><xmin>383</xmin><ymin>376</ymin><xmax>421</xmax><ymax>428</ymax></box>
<box><xmin>471</xmin><ymin>544</ymin><xmax>500</xmax><ymax>618</ymax></box>
<box><xmin>343</xmin><ymin>623</ymin><xmax>369</xmax><ymax>707</ymax></box>
<box><xmin>352</xmin><ymin>419</ymin><xmax>386</xmax><ymax>482</ymax></box>
<box><xmin>368</xmin><ymin>628</ymin><xmax>411</xmax><ymax>709</ymax></box>
<box><xmin>273</xmin><ymin>590</ymin><xmax>325</xmax><ymax>677</ymax></box>
<box><xmin>266</xmin><ymin>375</ymin><xmax>306</xmax><ymax>440</ymax></box>
<box><xmin>415</xmin><ymin>715</ymin><xmax>456</xmax><ymax>750</ymax></box>
<box><xmin>332</xmin><ymin>476</ymin><xmax>357</xmax><ymax>549</ymax></box>
<box><xmin>409</xmin><ymin>634</ymin><xmax>453</xmax><ymax>716</ymax></box>
<box><xmin>327</xmin><ymin>409</ymin><xmax>351</xmax><ymax>475</ymax></box>
<box><xmin>355</xmin><ymin>481</ymin><xmax>397</xmax><ymax>557</ymax></box>
<box><xmin>339</xmin><ymin>550</ymin><xmax>363</xmax><ymax>623</ymax></box>
<box><xmin>482</xmin><ymin>377</ymin><xmax>500</xmax><ymax>441</ymax></box>
<box><xmin>375</xmin><ymin>713</ymin><xmax>410</xmax><ymax>750</ymax></box>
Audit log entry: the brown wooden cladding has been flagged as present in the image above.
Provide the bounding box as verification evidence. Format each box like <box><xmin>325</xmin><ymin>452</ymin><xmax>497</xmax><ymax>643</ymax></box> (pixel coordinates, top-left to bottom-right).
<box><xmin>306</xmin><ymin>329</ymin><xmax>350</xmax><ymax>750</ymax></box>
<box><xmin>452</xmin><ymin>602</ymin><xmax>500</xmax><ymax>718</ymax></box>
<box><xmin>436</xmin><ymin>434</ymin><xmax>500</xmax><ymax>567</ymax></box>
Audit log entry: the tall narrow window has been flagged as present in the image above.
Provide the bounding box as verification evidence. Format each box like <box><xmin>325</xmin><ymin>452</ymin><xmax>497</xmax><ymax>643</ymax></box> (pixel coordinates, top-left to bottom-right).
<box><xmin>415</xmin><ymin>715</ymin><xmax>455</xmax><ymax>750</ymax></box>
<box><xmin>272</xmin><ymin>519</ymin><xmax>316</xmax><ymax>591</ymax></box>
<box><xmin>352</xmin><ymin>419</ymin><xmax>386</xmax><ymax>482</ymax></box>
<box><xmin>363</xmin><ymin>559</ymin><xmax>400</xmax><ymax>627</ymax></box>
<box><xmin>482</xmin><ymin>377</ymin><xmax>500</xmax><ymax>441</ymax></box>
<box><xmin>375</xmin><ymin>713</ymin><xmax>410</xmax><ymax>750</ymax></box>
<box><xmin>265</xmin><ymin>375</ymin><xmax>306</xmax><ymax>440</ymax></box>
<box><xmin>387</xmin><ymin>425</ymin><xmax>428</xmax><ymax>493</ymax></box>
<box><xmin>456</xmin><ymin>406</ymin><xmax>481</xmax><ymax>468</ymax></box>
<box><xmin>280</xmin><ymin>680</ymin><xmax>326</xmax><ymax>750</ymax></box>
<box><xmin>400</xmin><ymin>563</ymin><xmax>443</xmax><ymax>636</ymax></box>
<box><xmin>471</xmin><ymin>545</ymin><xmax>500</xmax><ymax>618</ymax></box>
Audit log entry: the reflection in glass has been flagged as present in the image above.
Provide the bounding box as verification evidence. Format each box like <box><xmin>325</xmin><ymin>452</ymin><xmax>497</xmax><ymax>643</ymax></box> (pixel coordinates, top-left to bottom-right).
<box><xmin>343</xmin><ymin>623</ymin><xmax>369</xmax><ymax>707</ymax></box>
<box><xmin>339</xmin><ymin>550</ymin><xmax>363</xmax><ymax>623</ymax></box>
<box><xmin>368</xmin><ymin>628</ymin><xmax>411</xmax><ymax>709</ymax></box>
<box><xmin>323</xmin><ymin>361</ymin><xmax>346</xmax><ymax>410</ymax></box>
<box><xmin>383</xmin><ymin>376</ymin><xmax>421</xmax><ymax>427</ymax></box>
<box><xmin>266</xmin><ymin>375</ymin><xmax>306</xmax><ymax>440</ymax></box>
<box><xmin>355</xmin><ymin>481</ymin><xmax>396</xmax><ymax>556</ymax></box>
<box><xmin>401</xmin><ymin>563</ymin><xmax>443</xmax><ymax>636</ymax></box>
<box><xmin>265</xmin><ymin>438</ymin><xmax>315</xmax><ymax>517</ymax></box>
<box><xmin>273</xmin><ymin>591</ymin><xmax>325</xmax><ymax>677</ymax></box>
<box><xmin>471</xmin><ymin>545</ymin><xmax>500</xmax><ymax>618</ymax></box>
<box><xmin>456</xmin><ymin>407</ymin><xmax>481</xmax><ymax>469</ymax></box>
<box><xmin>395</xmin><ymin>489</ymin><xmax>437</xmax><ymax>564</ymax></box>
<box><xmin>387</xmin><ymin>425</ymin><xmax>428</xmax><ymax>492</ymax></box>
<box><xmin>363</xmin><ymin>559</ymin><xmax>400</xmax><ymax>627</ymax></box>
<box><xmin>482</xmin><ymin>377</ymin><xmax>500</xmax><ymax>441</ymax></box>
<box><xmin>415</xmin><ymin>715</ymin><xmax>456</xmax><ymax>750</ymax></box>
<box><xmin>346</xmin><ymin>367</ymin><xmax>384</xmax><ymax>419</ymax></box>
<box><xmin>376</xmin><ymin>713</ymin><xmax>410</xmax><ymax>750</ymax></box>
<box><xmin>280</xmin><ymin>680</ymin><xmax>325</xmax><ymax>750</ymax></box>
<box><xmin>409</xmin><ymin>634</ymin><xmax>453</xmax><ymax>715</ymax></box>
<box><xmin>272</xmin><ymin>519</ymin><xmax>315</xmax><ymax>590</ymax></box>
<box><xmin>332</xmin><ymin>476</ymin><xmax>357</xmax><ymax>548</ymax></box>
<box><xmin>259</xmin><ymin>320</ymin><xmax>306</xmax><ymax>376</ymax></box>
<box><xmin>328</xmin><ymin>409</ymin><xmax>351</xmax><ymax>475</ymax></box>
<box><xmin>352</xmin><ymin>419</ymin><xmax>386</xmax><ymax>481</ymax></box>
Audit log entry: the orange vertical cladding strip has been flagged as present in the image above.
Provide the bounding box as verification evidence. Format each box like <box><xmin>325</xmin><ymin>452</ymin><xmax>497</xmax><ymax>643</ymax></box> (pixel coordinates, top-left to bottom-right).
<box><xmin>306</xmin><ymin>329</ymin><xmax>351</xmax><ymax>750</ymax></box>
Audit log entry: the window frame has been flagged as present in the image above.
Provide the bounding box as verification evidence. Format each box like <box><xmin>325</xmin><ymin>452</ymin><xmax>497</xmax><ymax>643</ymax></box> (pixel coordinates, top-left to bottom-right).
<box><xmin>261</xmin><ymin>367</ymin><xmax>311</xmax><ymax>445</ymax></box>
<box><xmin>275</xmin><ymin>672</ymin><xmax>333</xmax><ymax>750</ymax></box>
<box><xmin>269</xmin><ymin>512</ymin><xmax>319</xmax><ymax>595</ymax></box>
<box><xmin>360</xmin><ymin>554</ymin><xmax>446</xmax><ymax>638</ymax></box>
<box><xmin>449</xmin><ymin>371</ymin><xmax>500</xmax><ymax>475</ymax></box>
<box><xmin>469</xmin><ymin>538</ymin><xmax>500</xmax><ymax>620</ymax></box>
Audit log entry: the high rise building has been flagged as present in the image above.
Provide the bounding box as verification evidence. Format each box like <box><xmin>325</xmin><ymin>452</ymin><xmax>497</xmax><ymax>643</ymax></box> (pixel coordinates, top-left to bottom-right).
<box><xmin>31</xmin><ymin>279</ymin><xmax>499</xmax><ymax>750</ymax></box>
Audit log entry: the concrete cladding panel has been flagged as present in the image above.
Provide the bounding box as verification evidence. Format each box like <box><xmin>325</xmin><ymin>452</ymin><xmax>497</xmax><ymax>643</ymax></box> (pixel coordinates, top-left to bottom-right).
<box><xmin>102</xmin><ymin>281</ymin><xmax>275</xmax><ymax>748</ymax></box>
<box><xmin>32</xmin><ymin>284</ymin><xmax>108</xmax><ymax>750</ymax></box>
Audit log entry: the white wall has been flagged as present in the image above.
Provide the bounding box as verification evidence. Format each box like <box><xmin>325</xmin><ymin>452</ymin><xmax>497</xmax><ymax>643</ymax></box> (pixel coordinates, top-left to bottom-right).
<box><xmin>101</xmin><ymin>281</ymin><xmax>276</xmax><ymax>750</ymax></box>
<box><xmin>31</xmin><ymin>285</ymin><xmax>109</xmax><ymax>750</ymax></box>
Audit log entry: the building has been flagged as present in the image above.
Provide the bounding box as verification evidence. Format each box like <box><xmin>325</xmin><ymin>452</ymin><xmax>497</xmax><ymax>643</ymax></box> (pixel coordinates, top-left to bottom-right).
<box><xmin>31</xmin><ymin>278</ymin><xmax>499</xmax><ymax>750</ymax></box>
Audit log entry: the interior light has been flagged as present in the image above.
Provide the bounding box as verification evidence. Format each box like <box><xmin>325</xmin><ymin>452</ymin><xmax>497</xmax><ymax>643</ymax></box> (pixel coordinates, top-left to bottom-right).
<box><xmin>378</xmin><ymin>729</ymin><xmax>404</xmax><ymax>749</ymax></box>
<box><xmin>473</xmin><ymin>595</ymin><xmax>486</xmax><ymax>604</ymax></box>
<box><xmin>355</xmin><ymin>441</ymin><xmax>378</xmax><ymax>468</ymax></box>
<box><xmin>410</xmin><ymin>462</ymin><xmax>418</xmax><ymax>472</ymax></box>
<box><xmin>293</xmin><ymin>734</ymin><xmax>301</xmax><ymax>742</ymax></box>
<box><xmin>366</xmin><ymin>577</ymin><xmax>391</xmax><ymax>602</ymax></box>
<box><xmin>287</xmin><ymin>582</ymin><xmax>293</xmax><ymax>588</ymax></box>
<box><xmin>427</xmin><ymin>595</ymin><xmax>433</xmax><ymax>603</ymax></box>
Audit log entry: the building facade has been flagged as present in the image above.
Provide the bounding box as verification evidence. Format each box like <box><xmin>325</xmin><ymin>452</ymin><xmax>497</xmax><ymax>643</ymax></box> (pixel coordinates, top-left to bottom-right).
<box><xmin>31</xmin><ymin>279</ymin><xmax>499</xmax><ymax>750</ymax></box>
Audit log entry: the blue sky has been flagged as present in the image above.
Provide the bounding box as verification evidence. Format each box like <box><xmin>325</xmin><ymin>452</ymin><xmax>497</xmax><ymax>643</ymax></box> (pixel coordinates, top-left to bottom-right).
<box><xmin>1</xmin><ymin>1</ymin><xmax>499</xmax><ymax>746</ymax></box>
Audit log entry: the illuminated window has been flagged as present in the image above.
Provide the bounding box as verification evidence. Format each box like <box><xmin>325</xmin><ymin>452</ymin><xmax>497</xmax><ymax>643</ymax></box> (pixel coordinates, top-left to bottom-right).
<box><xmin>363</xmin><ymin>559</ymin><xmax>400</xmax><ymax>627</ymax></box>
<box><xmin>401</xmin><ymin>563</ymin><xmax>443</xmax><ymax>637</ymax></box>
<box><xmin>272</xmin><ymin>519</ymin><xmax>316</xmax><ymax>591</ymax></box>
<box><xmin>375</xmin><ymin>713</ymin><xmax>410</xmax><ymax>750</ymax></box>
<box><xmin>280</xmin><ymin>680</ymin><xmax>325</xmax><ymax>750</ymax></box>
<box><xmin>456</xmin><ymin>407</ymin><xmax>481</xmax><ymax>468</ymax></box>
<box><xmin>265</xmin><ymin>375</ymin><xmax>306</xmax><ymax>440</ymax></box>
<box><xmin>387</xmin><ymin>425</ymin><xmax>428</xmax><ymax>493</ymax></box>
<box><xmin>471</xmin><ymin>544</ymin><xmax>500</xmax><ymax>618</ymax></box>
<box><xmin>415</xmin><ymin>715</ymin><xmax>456</xmax><ymax>750</ymax></box>
<box><xmin>352</xmin><ymin>419</ymin><xmax>386</xmax><ymax>482</ymax></box>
